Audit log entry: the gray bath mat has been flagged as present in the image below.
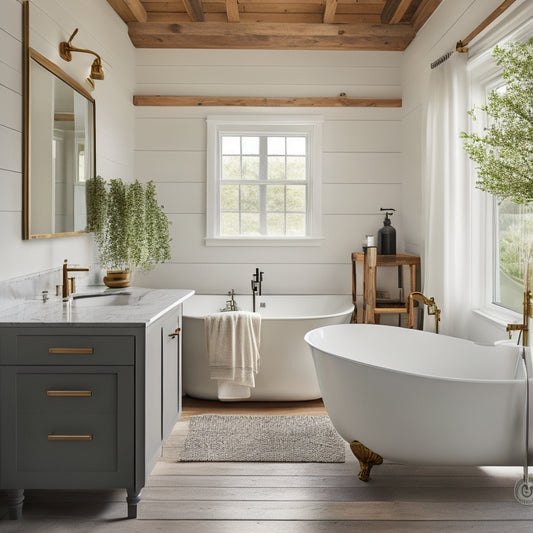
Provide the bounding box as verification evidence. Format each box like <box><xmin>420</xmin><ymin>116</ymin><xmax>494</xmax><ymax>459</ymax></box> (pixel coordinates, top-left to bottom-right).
<box><xmin>179</xmin><ymin>414</ymin><xmax>346</xmax><ymax>463</ymax></box>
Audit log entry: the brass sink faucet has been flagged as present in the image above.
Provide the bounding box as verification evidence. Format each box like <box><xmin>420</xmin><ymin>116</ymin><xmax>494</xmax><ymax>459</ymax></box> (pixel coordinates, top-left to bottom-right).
<box><xmin>62</xmin><ymin>259</ymin><xmax>90</xmax><ymax>300</ymax></box>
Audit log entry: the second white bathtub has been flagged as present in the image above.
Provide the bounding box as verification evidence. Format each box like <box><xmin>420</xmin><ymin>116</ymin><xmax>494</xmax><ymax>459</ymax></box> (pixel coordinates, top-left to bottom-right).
<box><xmin>182</xmin><ymin>294</ymin><xmax>353</xmax><ymax>401</ymax></box>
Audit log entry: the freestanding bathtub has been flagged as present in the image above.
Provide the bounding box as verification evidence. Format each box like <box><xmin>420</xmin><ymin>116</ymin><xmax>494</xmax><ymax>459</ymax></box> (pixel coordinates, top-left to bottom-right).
<box><xmin>305</xmin><ymin>324</ymin><xmax>533</xmax><ymax>470</ymax></box>
<box><xmin>183</xmin><ymin>294</ymin><xmax>353</xmax><ymax>401</ymax></box>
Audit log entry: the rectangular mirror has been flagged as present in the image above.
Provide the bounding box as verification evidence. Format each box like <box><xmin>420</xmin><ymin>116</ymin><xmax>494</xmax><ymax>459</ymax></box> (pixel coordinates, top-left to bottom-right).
<box><xmin>23</xmin><ymin>2</ymin><xmax>95</xmax><ymax>239</ymax></box>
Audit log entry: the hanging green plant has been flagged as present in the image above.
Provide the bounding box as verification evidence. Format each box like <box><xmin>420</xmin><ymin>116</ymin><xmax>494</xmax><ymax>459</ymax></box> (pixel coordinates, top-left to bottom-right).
<box><xmin>86</xmin><ymin>176</ymin><xmax>171</xmax><ymax>277</ymax></box>
<box><xmin>461</xmin><ymin>38</ymin><xmax>533</xmax><ymax>203</ymax></box>
<box><xmin>126</xmin><ymin>179</ymin><xmax>148</xmax><ymax>269</ymax></box>
<box><xmin>144</xmin><ymin>181</ymin><xmax>171</xmax><ymax>267</ymax></box>
<box><xmin>86</xmin><ymin>175</ymin><xmax>107</xmax><ymax>250</ymax></box>
<box><xmin>106</xmin><ymin>178</ymin><xmax>130</xmax><ymax>270</ymax></box>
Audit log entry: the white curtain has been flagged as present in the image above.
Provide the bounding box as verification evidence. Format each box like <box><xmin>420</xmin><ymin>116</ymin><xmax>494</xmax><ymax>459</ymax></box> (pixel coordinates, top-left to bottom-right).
<box><xmin>423</xmin><ymin>52</ymin><xmax>470</xmax><ymax>338</ymax></box>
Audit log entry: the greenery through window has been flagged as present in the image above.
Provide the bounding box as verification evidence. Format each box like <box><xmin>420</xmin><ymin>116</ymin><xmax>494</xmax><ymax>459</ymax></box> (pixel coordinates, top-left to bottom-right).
<box><xmin>491</xmin><ymin>83</ymin><xmax>533</xmax><ymax>313</ymax></box>
<box><xmin>494</xmin><ymin>199</ymin><xmax>533</xmax><ymax>313</ymax></box>
<box><xmin>220</xmin><ymin>134</ymin><xmax>307</xmax><ymax>237</ymax></box>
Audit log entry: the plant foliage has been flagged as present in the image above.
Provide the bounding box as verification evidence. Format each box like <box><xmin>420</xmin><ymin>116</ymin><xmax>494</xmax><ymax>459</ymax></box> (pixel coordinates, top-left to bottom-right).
<box><xmin>461</xmin><ymin>39</ymin><xmax>533</xmax><ymax>203</ymax></box>
<box><xmin>86</xmin><ymin>177</ymin><xmax>171</xmax><ymax>271</ymax></box>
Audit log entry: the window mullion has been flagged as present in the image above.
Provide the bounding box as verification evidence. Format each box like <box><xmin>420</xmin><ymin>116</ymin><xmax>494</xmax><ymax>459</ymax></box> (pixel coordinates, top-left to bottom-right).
<box><xmin>259</xmin><ymin>136</ymin><xmax>267</xmax><ymax>235</ymax></box>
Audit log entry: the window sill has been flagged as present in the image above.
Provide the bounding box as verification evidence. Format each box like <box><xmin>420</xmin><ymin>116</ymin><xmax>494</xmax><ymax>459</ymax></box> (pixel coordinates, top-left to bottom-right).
<box><xmin>205</xmin><ymin>237</ymin><xmax>324</xmax><ymax>247</ymax></box>
<box><xmin>473</xmin><ymin>306</ymin><xmax>521</xmax><ymax>329</ymax></box>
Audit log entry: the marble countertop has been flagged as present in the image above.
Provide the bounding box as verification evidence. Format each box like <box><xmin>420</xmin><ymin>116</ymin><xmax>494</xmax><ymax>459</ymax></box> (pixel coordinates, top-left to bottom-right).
<box><xmin>0</xmin><ymin>287</ymin><xmax>195</xmax><ymax>327</ymax></box>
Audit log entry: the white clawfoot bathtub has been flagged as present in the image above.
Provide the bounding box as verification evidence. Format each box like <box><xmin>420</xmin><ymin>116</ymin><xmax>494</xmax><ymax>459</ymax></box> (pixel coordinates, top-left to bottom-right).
<box><xmin>183</xmin><ymin>294</ymin><xmax>353</xmax><ymax>401</ymax></box>
<box><xmin>305</xmin><ymin>324</ymin><xmax>533</xmax><ymax>468</ymax></box>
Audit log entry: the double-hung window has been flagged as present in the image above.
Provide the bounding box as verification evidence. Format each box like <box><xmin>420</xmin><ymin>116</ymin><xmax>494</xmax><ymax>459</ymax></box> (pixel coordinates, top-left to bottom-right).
<box><xmin>206</xmin><ymin>116</ymin><xmax>323</xmax><ymax>246</ymax></box>
<box><xmin>468</xmin><ymin>10</ymin><xmax>533</xmax><ymax>321</ymax></box>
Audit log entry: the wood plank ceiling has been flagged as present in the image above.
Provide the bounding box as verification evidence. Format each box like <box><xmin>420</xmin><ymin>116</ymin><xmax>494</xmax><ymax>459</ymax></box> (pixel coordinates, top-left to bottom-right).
<box><xmin>107</xmin><ymin>0</ymin><xmax>443</xmax><ymax>51</ymax></box>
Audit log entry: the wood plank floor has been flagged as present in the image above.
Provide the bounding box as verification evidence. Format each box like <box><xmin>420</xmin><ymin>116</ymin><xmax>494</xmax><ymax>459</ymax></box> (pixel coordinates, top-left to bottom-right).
<box><xmin>1</xmin><ymin>397</ymin><xmax>533</xmax><ymax>531</ymax></box>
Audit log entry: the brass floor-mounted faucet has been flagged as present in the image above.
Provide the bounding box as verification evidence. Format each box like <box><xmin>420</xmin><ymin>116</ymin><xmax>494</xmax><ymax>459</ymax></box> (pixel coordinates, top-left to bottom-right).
<box><xmin>62</xmin><ymin>259</ymin><xmax>90</xmax><ymax>300</ymax></box>
<box><xmin>408</xmin><ymin>291</ymin><xmax>441</xmax><ymax>334</ymax></box>
<box><xmin>506</xmin><ymin>289</ymin><xmax>531</xmax><ymax>346</ymax></box>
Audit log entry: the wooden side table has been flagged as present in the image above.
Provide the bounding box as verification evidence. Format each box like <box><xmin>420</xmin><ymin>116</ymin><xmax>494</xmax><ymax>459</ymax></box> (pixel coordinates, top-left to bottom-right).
<box><xmin>351</xmin><ymin>248</ymin><xmax>421</xmax><ymax>325</ymax></box>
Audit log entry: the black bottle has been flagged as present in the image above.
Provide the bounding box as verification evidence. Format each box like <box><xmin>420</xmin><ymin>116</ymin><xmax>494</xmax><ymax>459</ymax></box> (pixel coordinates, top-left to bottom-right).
<box><xmin>377</xmin><ymin>208</ymin><xmax>396</xmax><ymax>255</ymax></box>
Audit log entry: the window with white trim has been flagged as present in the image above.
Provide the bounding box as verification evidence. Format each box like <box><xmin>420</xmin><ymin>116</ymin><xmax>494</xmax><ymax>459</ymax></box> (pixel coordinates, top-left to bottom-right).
<box><xmin>468</xmin><ymin>10</ymin><xmax>533</xmax><ymax>321</ymax></box>
<box><xmin>206</xmin><ymin>116</ymin><xmax>323</xmax><ymax>246</ymax></box>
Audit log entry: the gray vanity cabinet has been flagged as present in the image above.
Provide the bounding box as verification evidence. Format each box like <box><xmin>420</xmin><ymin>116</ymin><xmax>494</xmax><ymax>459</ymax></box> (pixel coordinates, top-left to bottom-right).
<box><xmin>0</xmin><ymin>302</ymin><xmax>184</xmax><ymax>520</ymax></box>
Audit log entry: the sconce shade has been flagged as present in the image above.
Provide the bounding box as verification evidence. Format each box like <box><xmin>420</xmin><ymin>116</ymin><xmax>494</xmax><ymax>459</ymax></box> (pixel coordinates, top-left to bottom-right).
<box><xmin>91</xmin><ymin>58</ymin><xmax>104</xmax><ymax>80</ymax></box>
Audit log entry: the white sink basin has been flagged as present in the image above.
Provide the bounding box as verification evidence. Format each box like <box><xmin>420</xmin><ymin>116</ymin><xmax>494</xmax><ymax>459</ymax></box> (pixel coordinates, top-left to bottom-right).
<box><xmin>72</xmin><ymin>292</ymin><xmax>135</xmax><ymax>307</ymax></box>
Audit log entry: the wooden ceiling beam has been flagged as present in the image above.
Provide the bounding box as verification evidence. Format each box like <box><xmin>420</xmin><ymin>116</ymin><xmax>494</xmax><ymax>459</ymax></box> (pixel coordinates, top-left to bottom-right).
<box><xmin>411</xmin><ymin>0</ymin><xmax>443</xmax><ymax>32</ymax></box>
<box><xmin>133</xmin><ymin>95</ymin><xmax>403</xmax><ymax>107</ymax></box>
<box><xmin>183</xmin><ymin>0</ymin><xmax>205</xmax><ymax>22</ymax></box>
<box><xmin>107</xmin><ymin>0</ymin><xmax>147</xmax><ymax>23</ymax></box>
<box><xmin>323</xmin><ymin>0</ymin><xmax>338</xmax><ymax>24</ymax></box>
<box><xmin>225</xmin><ymin>0</ymin><xmax>240</xmax><ymax>22</ymax></box>
<box><xmin>381</xmin><ymin>0</ymin><xmax>412</xmax><ymax>24</ymax></box>
<box><xmin>127</xmin><ymin>21</ymin><xmax>416</xmax><ymax>50</ymax></box>
<box><xmin>145</xmin><ymin>12</ymin><xmax>382</xmax><ymax>24</ymax></box>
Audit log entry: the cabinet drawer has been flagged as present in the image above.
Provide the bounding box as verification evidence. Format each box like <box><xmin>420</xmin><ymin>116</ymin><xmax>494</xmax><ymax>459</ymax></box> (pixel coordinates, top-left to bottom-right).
<box><xmin>3</xmin><ymin>334</ymin><xmax>135</xmax><ymax>365</ymax></box>
<box><xmin>0</xmin><ymin>366</ymin><xmax>134</xmax><ymax>487</ymax></box>
<box><xmin>17</xmin><ymin>372</ymin><xmax>118</xmax><ymax>415</ymax></box>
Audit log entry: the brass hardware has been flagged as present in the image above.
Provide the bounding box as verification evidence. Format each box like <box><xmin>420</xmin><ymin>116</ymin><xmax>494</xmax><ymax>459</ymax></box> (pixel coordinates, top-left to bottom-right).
<box><xmin>168</xmin><ymin>328</ymin><xmax>181</xmax><ymax>339</ymax></box>
<box><xmin>456</xmin><ymin>40</ymin><xmax>468</xmax><ymax>53</ymax></box>
<box><xmin>46</xmin><ymin>390</ymin><xmax>92</xmax><ymax>397</ymax></box>
<box><xmin>62</xmin><ymin>259</ymin><xmax>90</xmax><ymax>299</ymax></box>
<box><xmin>506</xmin><ymin>289</ymin><xmax>531</xmax><ymax>346</ymax></box>
<box><xmin>408</xmin><ymin>291</ymin><xmax>441</xmax><ymax>334</ymax></box>
<box><xmin>48</xmin><ymin>347</ymin><xmax>94</xmax><ymax>354</ymax></box>
<box><xmin>48</xmin><ymin>434</ymin><xmax>93</xmax><ymax>441</ymax></box>
<box><xmin>456</xmin><ymin>1</ymin><xmax>518</xmax><ymax>56</ymax></box>
<box><xmin>59</xmin><ymin>28</ymin><xmax>104</xmax><ymax>81</ymax></box>
<box><xmin>350</xmin><ymin>440</ymin><xmax>383</xmax><ymax>482</ymax></box>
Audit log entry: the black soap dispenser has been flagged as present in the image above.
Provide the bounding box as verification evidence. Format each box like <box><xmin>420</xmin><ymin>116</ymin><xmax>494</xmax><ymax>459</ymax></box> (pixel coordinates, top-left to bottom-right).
<box><xmin>377</xmin><ymin>208</ymin><xmax>396</xmax><ymax>255</ymax></box>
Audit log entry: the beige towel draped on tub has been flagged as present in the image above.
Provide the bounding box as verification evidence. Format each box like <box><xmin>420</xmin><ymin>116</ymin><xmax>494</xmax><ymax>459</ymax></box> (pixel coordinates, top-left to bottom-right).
<box><xmin>204</xmin><ymin>311</ymin><xmax>261</xmax><ymax>400</ymax></box>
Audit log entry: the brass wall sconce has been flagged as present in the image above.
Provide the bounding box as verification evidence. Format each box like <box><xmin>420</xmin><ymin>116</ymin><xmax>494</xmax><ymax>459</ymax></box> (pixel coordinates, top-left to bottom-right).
<box><xmin>59</xmin><ymin>28</ymin><xmax>104</xmax><ymax>81</ymax></box>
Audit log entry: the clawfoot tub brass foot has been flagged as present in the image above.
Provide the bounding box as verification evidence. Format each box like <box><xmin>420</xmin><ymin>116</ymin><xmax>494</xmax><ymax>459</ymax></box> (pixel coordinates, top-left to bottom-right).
<box><xmin>350</xmin><ymin>441</ymin><xmax>383</xmax><ymax>482</ymax></box>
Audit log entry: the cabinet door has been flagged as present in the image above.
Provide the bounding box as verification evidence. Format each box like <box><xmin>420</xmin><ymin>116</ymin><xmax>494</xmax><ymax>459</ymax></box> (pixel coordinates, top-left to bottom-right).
<box><xmin>145</xmin><ymin>322</ymin><xmax>162</xmax><ymax>471</ymax></box>
<box><xmin>145</xmin><ymin>306</ymin><xmax>182</xmax><ymax>473</ymax></box>
<box><xmin>162</xmin><ymin>309</ymin><xmax>181</xmax><ymax>440</ymax></box>
<box><xmin>0</xmin><ymin>366</ymin><xmax>134</xmax><ymax>489</ymax></box>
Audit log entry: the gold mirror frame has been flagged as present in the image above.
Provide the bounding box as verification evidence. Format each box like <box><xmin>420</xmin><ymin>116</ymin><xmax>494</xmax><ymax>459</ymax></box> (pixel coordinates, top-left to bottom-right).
<box><xmin>23</xmin><ymin>1</ymin><xmax>96</xmax><ymax>239</ymax></box>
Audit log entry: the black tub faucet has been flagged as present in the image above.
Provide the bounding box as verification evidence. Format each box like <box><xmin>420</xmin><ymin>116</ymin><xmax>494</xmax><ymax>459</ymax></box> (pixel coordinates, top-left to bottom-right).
<box><xmin>251</xmin><ymin>268</ymin><xmax>264</xmax><ymax>312</ymax></box>
<box><xmin>251</xmin><ymin>267</ymin><xmax>264</xmax><ymax>296</ymax></box>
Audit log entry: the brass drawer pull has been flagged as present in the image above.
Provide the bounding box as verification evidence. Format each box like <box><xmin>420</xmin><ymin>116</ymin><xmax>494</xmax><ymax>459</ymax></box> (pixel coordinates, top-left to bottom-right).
<box><xmin>168</xmin><ymin>327</ymin><xmax>181</xmax><ymax>339</ymax></box>
<box><xmin>48</xmin><ymin>347</ymin><xmax>94</xmax><ymax>354</ymax></box>
<box><xmin>46</xmin><ymin>390</ymin><xmax>93</xmax><ymax>397</ymax></box>
<box><xmin>48</xmin><ymin>434</ymin><xmax>93</xmax><ymax>441</ymax></box>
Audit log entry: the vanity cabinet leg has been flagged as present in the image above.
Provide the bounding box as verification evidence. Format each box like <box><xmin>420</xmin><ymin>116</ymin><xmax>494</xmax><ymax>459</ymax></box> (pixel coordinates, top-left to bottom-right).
<box><xmin>127</xmin><ymin>488</ymin><xmax>140</xmax><ymax>519</ymax></box>
<box><xmin>6</xmin><ymin>489</ymin><xmax>24</xmax><ymax>520</ymax></box>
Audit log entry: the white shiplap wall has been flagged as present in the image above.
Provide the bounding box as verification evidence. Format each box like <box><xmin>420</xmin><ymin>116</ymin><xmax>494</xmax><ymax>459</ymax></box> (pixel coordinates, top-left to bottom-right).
<box><xmin>134</xmin><ymin>50</ymin><xmax>403</xmax><ymax>295</ymax></box>
<box><xmin>0</xmin><ymin>0</ymin><xmax>135</xmax><ymax>282</ymax></box>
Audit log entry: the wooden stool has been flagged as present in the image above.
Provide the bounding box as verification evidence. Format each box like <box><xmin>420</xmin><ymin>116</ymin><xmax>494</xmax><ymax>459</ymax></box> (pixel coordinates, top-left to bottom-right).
<box><xmin>351</xmin><ymin>248</ymin><xmax>421</xmax><ymax>325</ymax></box>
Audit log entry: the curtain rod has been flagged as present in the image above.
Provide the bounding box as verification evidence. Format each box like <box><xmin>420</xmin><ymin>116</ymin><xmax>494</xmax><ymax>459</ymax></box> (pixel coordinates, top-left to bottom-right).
<box><xmin>430</xmin><ymin>50</ymin><xmax>454</xmax><ymax>69</ymax></box>
<box><xmin>430</xmin><ymin>0</ymin><xmax>518</xmax><ymax>68</ymax></box>
<box><xmin>455</xmin><ymin>0</ymin><xmax>518</xmax><ymax>53</ymax></box>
